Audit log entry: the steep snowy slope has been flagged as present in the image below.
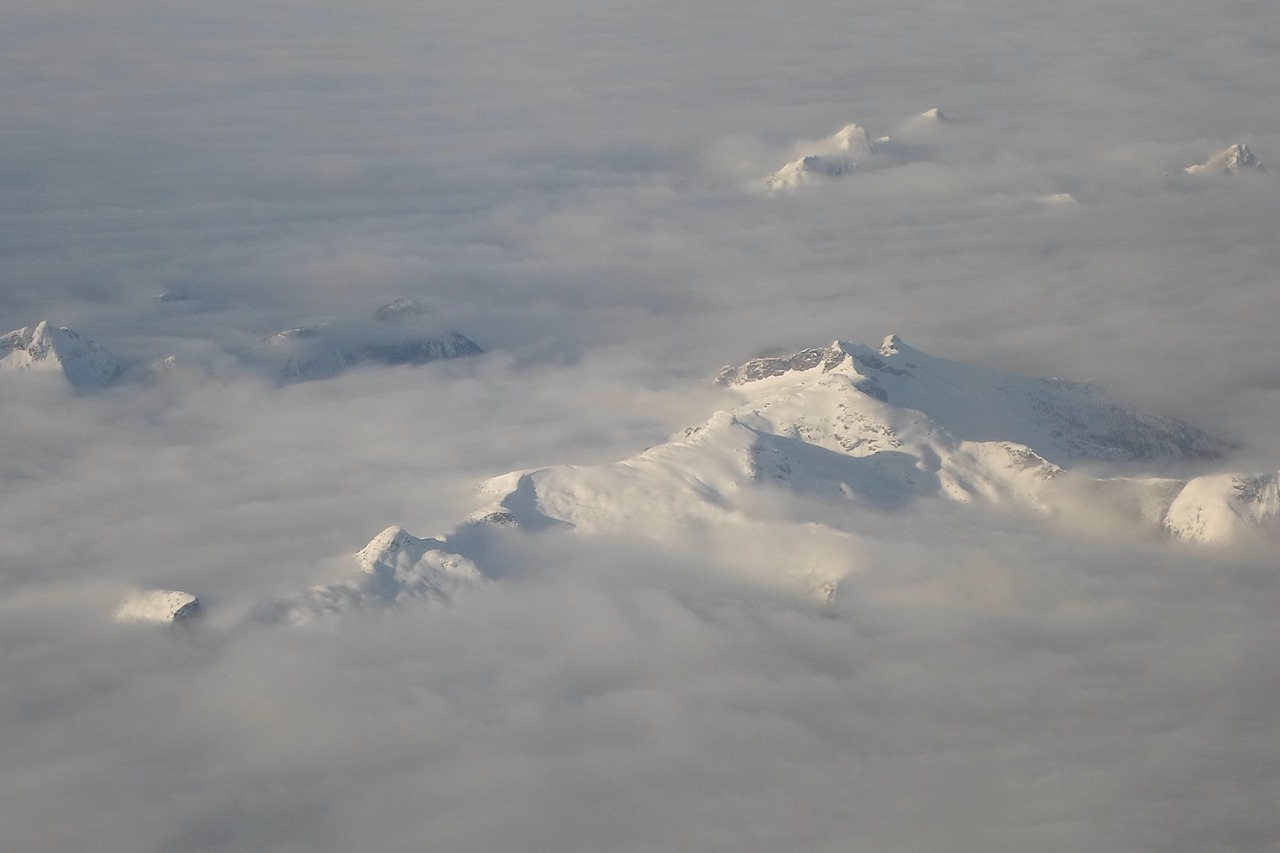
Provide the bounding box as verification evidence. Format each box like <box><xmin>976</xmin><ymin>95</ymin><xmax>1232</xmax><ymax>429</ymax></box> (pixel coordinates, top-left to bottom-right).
<box><xmin>0</xmin><ymin>321</ymin><xmax>121</xmax><ymax>389</ymax></box>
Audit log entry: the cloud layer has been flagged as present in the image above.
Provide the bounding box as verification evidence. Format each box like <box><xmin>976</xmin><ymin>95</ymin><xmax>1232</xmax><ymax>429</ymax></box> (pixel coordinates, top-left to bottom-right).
<box><xmin>2</xmin><ymin>0</ymin><xmax>1278</xmax><ymax>850</ymax></box>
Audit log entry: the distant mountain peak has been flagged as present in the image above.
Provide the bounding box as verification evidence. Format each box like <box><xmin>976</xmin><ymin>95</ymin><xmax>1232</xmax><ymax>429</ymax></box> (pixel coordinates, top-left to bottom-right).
<box><xmin>1184</xmin><ymin>142</ymin><xmax>1263</xmax><ymax>174</ymax></box>
<box><xmin>1164</xmin><ymin>472</ymin><xmax>1280</xmax><ymax>543</ymax></box>
<box><xmin>1222</xmin><ymin>143</ymin><xmax>1261</xmax><ymax>171</ymax></box>
<box><xmin>833</xmin><ymin>123</ymin><xmax>876</xmax><ymax>155</ymax></box>
<box><xmin>373</xmin><ymin>298</ymin><xmax>429</xmax><ymax>322</ymax></box>
<box><xmin>762</xmin><ymin>110</ymin><xmax>937</xmax><ymax>190</ymax></box>
<box><xmin>879</xmin><ymin>333</ymin><xmax>905</xmax><ymax>356</ymax></box>
<box><xmin>258</xmin><ymin>315</ymin><xmax>482</xmax><ymax>382</ymax></box>
<box><xmin>715</xmin><ymin>341</ymin><xmax>857</xmax><ymax>386</ymax></box>
<box><xmin>356</xmin><ymin>524</ymin><xmax>433</xmax><ymax>577</ymax></box>
<box><xmin>0</xmin><ymin>320</ymin><xmax>121</xmax><ymax>389</ymax></box>
<box><xmin>715</xmin><ymin>336</ymin><xmax>1224</xmax><ymax>465</ymax></box>
<box><xmin>115</xmin><ymin>590</ymin><xmax>201</xmax><ymax>625</ymax></box>
<box><xmin>260</xmin><ymin>525</ymin><xmax>482</xmax><ymax>623</ymax></box>
<box><xmin>765</xmin><ymin>154</ymin><xmax>857</xmax><ymax>189</ymax></box>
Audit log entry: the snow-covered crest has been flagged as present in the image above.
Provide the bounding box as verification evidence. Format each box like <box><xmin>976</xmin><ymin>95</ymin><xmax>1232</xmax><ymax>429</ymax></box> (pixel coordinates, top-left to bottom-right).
<box><xmin>115</xmin><ymin>589</ymin><xmax>201</xmax><ymax>625</ymax></box>
<box><xmin>263</xmin><ymin>525</ymin><xmax>483</xmax><ymax>623</ymax></box>
<box><xmin>257</xmin><ymin>301</ymin><xmax>483</xmax><ymax>382</ymax></box>
<box><xmin>1</xmin><ymin>321</ymin><xmax>121</xmax><ymax>389</ymax></box>
<box><xmin>764</xmin><ymin>110</ymin><xmax>939</xmax><ymax>190</ymax></box>
<box><xmin>1164</xmin><ymin>471</ymin><xmax>1280</xmax><ymax>543</ymax></box>
<box><xmin>148</xmin><ymin>335</ymin><xmax>1274</xmax><ymax>625</ymax></box>
<box><xmin>458</xmin><ymin>334</ymin><xmax>1262</xmax><ymax>580</ymax></box>
<box><xmin>1183</xmin><ymin>142</ymin><xmax>1263</xmax><ymax>175</ymax></box>
<box><xmin>717</xmin><ymin>335</ymin><xmax>1225</xmax><ymax>465</ymax></box>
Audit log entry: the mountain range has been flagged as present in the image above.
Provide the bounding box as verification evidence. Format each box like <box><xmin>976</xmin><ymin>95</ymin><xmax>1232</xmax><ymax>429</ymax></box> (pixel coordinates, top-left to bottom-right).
<box><xmin>270</xmin><ymin>335</ymin><xmax>1276</xmax><ymax>621</ymax></box>
<box><xmin>764</xmin><ymin>113</ymin><xmax>1264</xmax><ymax>193</ymax></box>
<box><xmin>2</xmin><ymin>300</ymin><xmax>482</xmax><ymax>388</ymax></box>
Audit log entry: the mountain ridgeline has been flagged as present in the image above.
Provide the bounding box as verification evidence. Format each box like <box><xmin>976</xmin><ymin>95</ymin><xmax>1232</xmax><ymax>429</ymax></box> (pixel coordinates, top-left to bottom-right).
<box><xmin>92</xmin><ymin>332</ymin><xmax>1276</xmax><ymax>623</ymax></box>
<box><xmin>265</xmin><ymin>335</ymin><xmax>1275</xmax><ymax>623</ymax></box>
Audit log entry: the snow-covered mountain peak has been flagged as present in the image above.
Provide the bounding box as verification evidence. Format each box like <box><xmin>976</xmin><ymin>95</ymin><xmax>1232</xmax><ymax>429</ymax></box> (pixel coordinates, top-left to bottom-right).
<box><xmin>765</xmin><ymin>154</ymin><xmax>857</xmax><ymax>189</ymax></box>
<box><xmin>1221</xmin><ymin>143</ymin><xmax>1261</xmax><ymax>171</ymax></box>
<box><xmin>257</xmin><ymin>316</ymin><xmax>482</xmax><ymax>382</ymax></box>
<box><xmin>764</xmin><ymin>120</ymin><xmax>896</xmax><ymax>189</ymax></box>
<box><xmin>260</xmin><ymin>525</ymin><xmax>483</xmax><ymax>623</ymax></box>
<box><xmin>373</xmin><ymin>298</ymin><xmax>429</xmax><ymax>322</ymax></box>
<box><xmin>0</xmin><ymin>321</ymin><xmax>121</xmax><ymax>389</ymax></box>
<box><xmin>115</xmin><ymin>590</ymin><xmax>201</xmax><ymax>625</ymax></box>
<box><xmin>446</xmin><ymin>334</ymin><xmax>1271</xmax><ymax>585</ymax></box>
<box><xmin>714</xmin><ymin>341</ymin><xmax>855</xmax><ymax>387</ymax></box>
<box><xmin>355</xmin><ymin>524</ymin><xmax>428</xmax><ymax>576</ymax></box>
<box><xmin>879</xmin><ymin>333</ymin><xmax>905</xmax><ymax>356</ymax></box>
<box><xmin>1184</xmin><ymin>142</ymin><xmax>1263</xmax><ymax>174</ymax></box>
<box><xmin>1163</xmin><ymin>471</ymin><xmax>1280</xmax><ymax>543</ymax></box>
<box><xmin>716</xmin><ymin>337</ymin><xmax>1224</xmax><ymax>465</ymax></box>
<box><xmin>833</xmin><ymin>123</ymin><xmax>876</xmax><ymax>155</ymax></box>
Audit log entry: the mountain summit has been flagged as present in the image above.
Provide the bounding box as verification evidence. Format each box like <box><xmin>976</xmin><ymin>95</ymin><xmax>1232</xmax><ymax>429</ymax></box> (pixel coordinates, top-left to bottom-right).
<box><xmin>1184</xmin><ymin>142</ymin><xmax>1263</xmax><ymax>174</ymax></box>
<box><xmin>763</xmin><ymin>111</ymin><xmax>941</xmax><ymax>190</ymax></box>
<box><xmin>715</xmin><ymin>336</ymin><xmax>1223</xmax><ymax>464</ymax></box>
<box><xmin>461</xmin><ymin>336</ymin><xmax>1267</xmax><ymax>559</ymax></box>
<box><xmin>0</xmin><ymin>321</ymin><xmax>121</xmax><ymax>389</ymax></box>
<box><xmin>258</xmin><ymin>301</ymin><xmax>482</xmax><ymax>382</ymax></box>
<box><xmin>765</xmin><ymin>122</ymin><xmax>890</xmax><ymax>189</ymax></box>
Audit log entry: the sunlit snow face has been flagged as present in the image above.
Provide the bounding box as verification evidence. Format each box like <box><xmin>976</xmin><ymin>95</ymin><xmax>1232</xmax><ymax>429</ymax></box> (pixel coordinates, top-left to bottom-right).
<box><xmin>2</xmin><ymin>0</ymin><xmax>1279</xmax><ymax>851</ymax></box>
